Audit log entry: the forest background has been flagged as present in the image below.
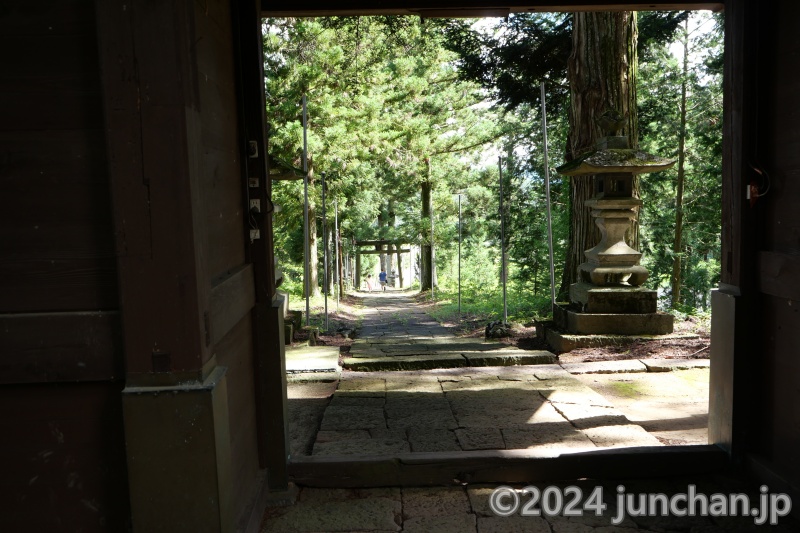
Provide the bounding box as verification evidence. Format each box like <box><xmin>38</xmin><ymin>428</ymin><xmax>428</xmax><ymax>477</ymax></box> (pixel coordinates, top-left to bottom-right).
<box><xmin>263</xmin><ymin>10</ymin><xmax>723</xmax><ymax>325</ymax></box>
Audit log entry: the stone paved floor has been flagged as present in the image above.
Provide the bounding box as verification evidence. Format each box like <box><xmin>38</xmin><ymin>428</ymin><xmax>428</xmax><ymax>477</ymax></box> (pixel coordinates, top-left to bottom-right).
<box><xmin>289</xmin><ymin>291</ymin><xmax>670</xmax><ymax>457</ymax></box>
<box><xmin>262</xmin><ymin>476</ymin><xmax>800</xmax><ymax>532</ymax></box>
<box><xmin>343</xmin><ymin>291</ymin><xmax>554</xmax><ymax>370</ymax></box>
<box><xmin>300</xmin><ymin>365</ymin><xmax>661</xmax><ymax>456</ymax></box>
<box><xmin>270</xmin><ymin>291</ymin><xmax>799</xmax><ymax>531</ymax></box>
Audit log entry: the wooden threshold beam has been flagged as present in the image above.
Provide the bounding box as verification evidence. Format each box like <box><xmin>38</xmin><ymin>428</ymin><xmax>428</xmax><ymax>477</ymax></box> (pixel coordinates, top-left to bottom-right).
<box><xmin>262</xmin><ymin>1</ymin><xmax>724</xmax><ymax>17</ymax></box>
<box><xmin>288</xmin><ymin>445</ymin><xmax>728</xmax><ymax>487</ymax></box>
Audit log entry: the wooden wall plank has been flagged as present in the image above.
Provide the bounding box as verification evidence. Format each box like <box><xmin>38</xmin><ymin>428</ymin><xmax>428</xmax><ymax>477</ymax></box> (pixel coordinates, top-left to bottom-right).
<box><xmin>203</xmin><ymin>147</ymin><xmax>246</xmax><ymax>278</ymax></box>
<box><xmin>195</xmin><ymin>0</ymin><xmax>246</xmax><ymax>279</ymax></box>
<box><xmin>758</xmin><ymin>251</ymin><xmax>800</xmax><ymax>301</ymax></box>
<box><xmin>753</xmin><ymin>0</ymin><xmax>800</xmax><ymax>493</ymax></box>
<box><xmin>0</xmin><ymin>0</ymin><xmax>96</xmax><ymax>36</ymax></box>
<box><xmin>209</xmin><ymin>264</ymin><xmax>256</xmax><ymax>346</ymax></box>
<box><xmin>214</xmin><ymin>313</ymin><xmax>260</xmax><ymax>518</ymax></box>
<box><xmin>758</xmin><ymin>294</ymin><xmax>800</xmax><ymax>486</ymax></box>
<box><xmin>763</xmin><ymin>0</ymin><xmax>800</xmax><ymax>255</ymax></box>
<box><xmin>0</xmin><ymin>312</ymin><xmax>122</xmax><ymax>384</ymax></box>
<box><xmin>0</xmin><ymin>33</ymin><xmax>103</xmax><ymax>131</ymax></box>
<box><xmin>0</xmin><ymin>259</ymin><xmax>117</xmax><ymax>313</ymax></box>
<box><xmin>0</xmin><ymin>382</ymin><xmax>129</xmax><ymax>532</ymax></box>
<box><xmin>0</xmin><ymin>130</ymin><xmax>106</xmax><ymax>178</ymax></box>
<box><xmin>0</xmin><ymin>11</ymin><xmax>117</xmax><ymax>311</ymax></box>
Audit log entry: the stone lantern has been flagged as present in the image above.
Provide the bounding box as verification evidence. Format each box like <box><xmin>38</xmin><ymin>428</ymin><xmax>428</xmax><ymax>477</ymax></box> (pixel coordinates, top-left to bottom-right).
<box><xmin>553</xmin><ymin>134</ymin><xmax>676</xmax><ymax>336</ymax></box>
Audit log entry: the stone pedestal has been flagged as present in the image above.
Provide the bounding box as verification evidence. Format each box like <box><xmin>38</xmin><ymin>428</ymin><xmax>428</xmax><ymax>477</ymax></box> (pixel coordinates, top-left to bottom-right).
<box><xmin>578</xmin><ymin>196</ymin><xmax>648</xmax><ymax>287</ymax></box>
<box><xmin>570</xmin><ymin>282</ymin><xmax>658</xmax><ymax>314</ymax></box>
<box><xmin>553</xmin><ymin>304</ymin><xmax>673</xmax><ymax>335</ymax></box>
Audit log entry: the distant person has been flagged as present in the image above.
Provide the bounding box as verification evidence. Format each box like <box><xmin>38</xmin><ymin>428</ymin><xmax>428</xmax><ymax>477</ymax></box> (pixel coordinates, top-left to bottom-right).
<box><xmin>379</xmin><ymin>269</ymin><xmax>387</xmax><ymax>291</ymax></box>
<box><xmin>365</xmin><ymin>274</ymin><xmax>373</xmax><ymax>292</ymax></box>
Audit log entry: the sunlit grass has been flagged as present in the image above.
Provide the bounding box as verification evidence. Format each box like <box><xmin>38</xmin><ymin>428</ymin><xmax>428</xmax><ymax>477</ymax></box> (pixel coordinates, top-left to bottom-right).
<box><xmin>426</xmin><ymin>286</ymin><xmax>553</xmax><ymax>325</ymax></box>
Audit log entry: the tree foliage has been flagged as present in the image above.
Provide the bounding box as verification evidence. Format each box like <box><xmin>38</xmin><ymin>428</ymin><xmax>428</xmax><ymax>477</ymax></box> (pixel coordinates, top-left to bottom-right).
<box><xmin>638</xmin><ymin>12</ymin><xmax>723</xmax><ymax>311</ymax></box>
<box><xmin>263</xmin><ymin>12</ymin><xmax>723</xmax><ymax>317</ymax></box>
<box><xmin>264</xmin><ymin>17</ymin><xmax>501</xmax><ymax>294</ymax></box>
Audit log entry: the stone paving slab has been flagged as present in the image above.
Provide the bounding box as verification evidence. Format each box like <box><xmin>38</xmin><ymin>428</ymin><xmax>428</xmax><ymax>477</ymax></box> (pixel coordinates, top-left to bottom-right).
<box><xmin>348</xmin><ymin>349</ymin><xmax>440</xmax><ymax>359</ymax></box>
<box><xmin>477</xmin><ymin>515</ymin><xmax>551</xmax><ymax>533</ymax></box>
<box><xmin>342</xmin><ymin>353</ymin><xmax>467</xmax><ymax>371</ymax></box>
<box><xmin>285</xmin><ymin>345</ymin><xmax>341</xmax><ymax>373</ymax></box>
<box><xmin>536</xmin><ymin>387</ymin><xmax>616</xmax><ymax>408</ymax></box>
<box><xmin>403</xmin><ymin>513</ymin><xmax>477</xmax><ymax>533</ymax></box>
<box><xmin>641</xmin><ymin>357</ymin><xmax>710</xmax><ymax>372</ymax></box>
<box><xmin>455</xmin><ymin>427</ymin><xmax>505</xmax><ymax>450</ymax></box>
<box><xmin>349</xmin><ymin>341</ymin><xmax>543</xmax><ymax>357</ymax></box>
<box><xmin>402</xmin><ymin>486</ymin><xmax>472</xmax><ymax>517</ymax></box>
<box><xmin>463</xmin><ymin>350</ymin><xmax>557</xmax><ymax>367</ymax></box>
<box><xmin>387</xmin><ymin>408</ymin><xmax>460</xmax><ymax>431</ymax></box>
<box><xmin>287</xmin><ymin>370</ymin><xmax>340</xmax><ymax>383</ymax></box>
<box><xmin>560</xmin><ymin>360</ymin><xmax>649</xmax><ymax>374</ymax></box>
<box><xmin>342</xmin><ymin>351</ymin><xmax>559</xmax><ymax>371</ymax></box>
<box><xmin>574</xmin><ymin>368</ymin><xmax>710</xmax><ymax>446</ymax></box>
<box><xmin>549</xmin><ymin>402</ymin><xmax>631</xmax><ymax>430</ymax></box>
<box><xmin>287</xmin><ymin>379</ymin><xmax>338</xmax><ymax>457</ymax></box>
<box><xmin>319</xmin><ymin>405</ymin><xmax>386</xmax><ymax>431</ymax></box>
<box><xmin>265</xmin><ymin>468</ymin><xmax>800</xmax><ymax>532</ymax></box>
<box><xmin>501</xmin><ymin>424</ymin><xmax>597</xmax><ymax>451</ymax></box>
<box><xmin>407</xmin><ymin>428</ymin><xmax>461</xmax><ymax>452</ymax></box>
<box><xmin>312</xmin><ymin>436</ymin><xmax>410</xmax><ymax>456</ymax></box>
<box><xmin>262</xmin><ymin>488</ymin><xmax>401</xmax><ymax>532</ymax></box>
<box><xmin>581</xmin><ymin>423</ymin><xmax>663</xmax><ymax>448</ymax></box>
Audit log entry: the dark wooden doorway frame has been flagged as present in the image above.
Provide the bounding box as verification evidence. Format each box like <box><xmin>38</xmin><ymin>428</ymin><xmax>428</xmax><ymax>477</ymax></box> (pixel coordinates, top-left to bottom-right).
<box><xmin>255</xmin><ymin>0</ymin><xmax>751</xmax><ymax>484</ymax></box>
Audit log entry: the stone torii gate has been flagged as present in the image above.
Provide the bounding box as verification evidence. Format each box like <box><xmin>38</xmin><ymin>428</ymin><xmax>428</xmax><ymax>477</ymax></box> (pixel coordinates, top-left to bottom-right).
<box><xmin>354</xmin><ymin>239</ymin><xmax>410</xmax><ymax>288</ymax></box>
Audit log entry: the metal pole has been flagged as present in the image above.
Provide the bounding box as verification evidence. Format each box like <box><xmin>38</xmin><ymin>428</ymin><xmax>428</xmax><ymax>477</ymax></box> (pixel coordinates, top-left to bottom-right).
<box><xmin>499</xmin><ymin>156</ymin><xmax>507</xmax><ymax>324</ymax></box>
<box><xmin>431</xmin><ymin>191</ymin><xmax>435</xmax><ymax>301</ymax></box>
<box><xmin>458</xmin><ymin>194</ymin><xmax>462</xmax><ymax>315</ymax></box>
<box><xmin>302</xmin><ymin>95</ymin><xmax>310</xmax><ymax>326</ymax></box>
<box><xmin>541</xmin><ymin>82</ymin><xmax>557</xmax><ymax>312</ymax></box>
<box><xmin>334</xmin><ymin>198</ymin><xmax>340</xmax><ymax>313</ymax></box>
<box><xmin>322</xmin><ymin>172</ymin><xmax>328</xmax><ymax>332</ymax></box>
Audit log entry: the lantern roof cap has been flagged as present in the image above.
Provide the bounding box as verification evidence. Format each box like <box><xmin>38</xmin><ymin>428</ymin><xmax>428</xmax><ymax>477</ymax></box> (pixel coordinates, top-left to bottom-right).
<box><xmin>557</xmin><ymin>149</ymin><xmax>676</xmax><ymax>177</ymax></box>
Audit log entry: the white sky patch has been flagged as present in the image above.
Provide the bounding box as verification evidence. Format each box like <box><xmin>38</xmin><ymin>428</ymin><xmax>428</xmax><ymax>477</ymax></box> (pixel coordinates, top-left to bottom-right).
<box><xmin>668</xmin><ymin>11</ymin><xmax>718</xmax><ymax>64</ymax></box>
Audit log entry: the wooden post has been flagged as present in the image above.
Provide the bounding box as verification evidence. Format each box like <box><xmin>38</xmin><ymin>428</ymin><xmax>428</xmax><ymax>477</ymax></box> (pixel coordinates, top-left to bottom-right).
<box><xmin>97</xmin><ymin>1</ymin><xmax>235</xmax><ymax>530</ymax></box>
<box><xmin>355</xmin><ymin>251</ymin><xmax>362</xmax><ymax>289</ymax></box>
<box><xmin>232</xmin><ymin>0</ymin><xmax>288</xmax><ymax>488</ymax></box>
<box><xmin>396</xmin><ymin>248</ymin><xmax>404</xmax><ymax>288</ymax></box>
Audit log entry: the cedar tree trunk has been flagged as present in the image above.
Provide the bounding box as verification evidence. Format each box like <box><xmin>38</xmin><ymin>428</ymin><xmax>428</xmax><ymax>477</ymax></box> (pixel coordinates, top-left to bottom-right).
<box><xmin>560</xmin><ymin>11</ymin><xmax>639</xmax><ymax>295</ymax></box>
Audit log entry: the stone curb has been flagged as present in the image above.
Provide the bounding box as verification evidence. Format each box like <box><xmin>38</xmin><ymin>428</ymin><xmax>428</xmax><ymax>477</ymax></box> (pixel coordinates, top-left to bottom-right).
<box><xmin>561</xmin><ymin>360</ymin><xmax>649</xmax><ymax>374</ymax></box>
<box><xmin>462</xmin><ymin>350</ymin><xmax>557</xmax><ymax>367</ymax></box>
<box><xmin>342</xmin><ymin>354</ymin><xmax>467</xmax><ymax>371</ymax></box>
<box><xmin>342</xmin><ymin>350</ymin><xmax>558</xmax><ymax>371</ymax></box>
<box><xmin>560</xmin><ymin>357</ymin><xmax>710</xmax><ymax>375</ymax></box>
<box><xmin>641</xmin><ymin>358</ymin><xmax>710</xmax><ymax>372</ymax></box>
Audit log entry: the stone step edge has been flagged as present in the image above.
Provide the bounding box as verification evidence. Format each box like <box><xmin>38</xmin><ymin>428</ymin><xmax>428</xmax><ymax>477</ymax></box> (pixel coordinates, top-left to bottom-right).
<box><xmin>341</xmin><ymin>351</ymin><xmax>557</xmax><ymax>371</ymax></box>
<box><xmin>560</xmin><ymin>358</ymin><xmax>709</xmax><ymax>375</ymax></box>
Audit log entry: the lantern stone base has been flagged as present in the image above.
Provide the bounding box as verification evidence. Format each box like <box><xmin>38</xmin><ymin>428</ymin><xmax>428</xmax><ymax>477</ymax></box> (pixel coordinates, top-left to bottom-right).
<box><xmin>553</xmin><ymin>303</ymin><xmax>674</xmax><ymax>336</ymax></box>
<box><xmin>570</xmin><ymin>282</ymin><xmax>658</xmax><ymax>314</ymax></box>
